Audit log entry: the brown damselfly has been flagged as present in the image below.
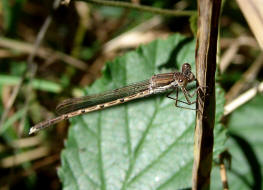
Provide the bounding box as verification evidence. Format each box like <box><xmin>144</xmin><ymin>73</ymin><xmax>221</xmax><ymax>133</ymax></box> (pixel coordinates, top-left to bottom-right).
<box><xmin>29</xmin><ymin>63</ymin><xmax>201</xmax><ymax>134</ymax></box>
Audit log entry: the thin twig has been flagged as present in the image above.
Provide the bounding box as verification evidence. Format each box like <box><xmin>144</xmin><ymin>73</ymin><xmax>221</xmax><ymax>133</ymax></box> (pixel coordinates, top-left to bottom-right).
<box><xmin>10</xmin><ymin>136</ymin><xmax>42</xmax><ymax>148</ymax></box>
<box><xmin>19</xmin><ymin>0</ymin><xmax>63</xmax><ymax>135</ymax></box>
<box><xmin>224</xmin><ymin>81</ymin><xmax>263</xmax><ymax>115</ymax></box>
<box><xmin>220</xmin><ymin>39</ymin><xmax>240</xmax><ymax>73</ymax></box>
<box><xmin>219</xmin><ymin>151</ymin><xmax>230</xmax><ymax>190</ymax></box>
<box><xmin>220</xmin><ymin>36</ymin><xmax>261</xmax><ymax>72</ymax></box>
<box><xmin>192</xmin><ymin>0</ymin><xmax>222</xmax><ymax>189</ymax></box>
<box><xmin>219</xmin><ymin>163</ymin><xmax>229</xmax><ymax>190</ymax></box>
<box><xmin>103</xmin><ymin>16</ymin><xmax>165</xmax><ymax>53</ymax></box>
<box><xmin>0</xmin><ymin>37</ymin><xmax>88</xmax><ymax>70</ymax></box>
<box><xmin>225</xmin><ymin>52</ymin><xmax>263</xmax><ymax>103</ymax></box>
<box><xmin>79</xmin><ymin>0</ymin><xmax>195</xmax><ymax>17</ymax></box>
<box><xmin>220</xmin><ymin>36</ymin><xmax>258</xmax><ymax>49</ymax></box>
<box><xmin>0</xmin><ymin>146</ymin><xmax>50</xmax><ymax>168</ymax></box>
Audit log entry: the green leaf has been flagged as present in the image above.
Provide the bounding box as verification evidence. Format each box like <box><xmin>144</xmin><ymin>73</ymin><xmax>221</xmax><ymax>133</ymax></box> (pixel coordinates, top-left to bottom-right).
<box><xmin>58</xmin><ymin>34</ymin><xmax>226</xmax><ymax>190</ymax></box>
<box><xmin>211</xmin><ymin>94</ymin><xmax>263</xmax><ymax>189</ymax></box>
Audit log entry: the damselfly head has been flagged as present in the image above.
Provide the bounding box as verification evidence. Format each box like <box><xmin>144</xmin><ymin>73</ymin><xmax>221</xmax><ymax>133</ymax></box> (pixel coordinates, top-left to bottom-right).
<box><xmin>182</xmin><ymin>63</ymin><xmax>191</xmax><ymax>72</ymax></box>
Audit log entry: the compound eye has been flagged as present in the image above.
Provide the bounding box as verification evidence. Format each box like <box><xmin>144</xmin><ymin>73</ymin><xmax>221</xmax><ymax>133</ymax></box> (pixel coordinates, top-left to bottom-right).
<box><xmin>182</xmin><ymin>63</ymin><xmax>191</xmax><ymax>73</ymax></box>
<box><xmin>179</xmin><ymin>79</ymin><xmax>183</xmax><ymax>82</ymax></box>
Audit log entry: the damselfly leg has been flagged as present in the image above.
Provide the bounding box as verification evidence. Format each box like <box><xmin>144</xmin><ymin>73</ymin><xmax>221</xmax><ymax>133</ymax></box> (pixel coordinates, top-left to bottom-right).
<box><xmin>166</xmin><ymin>86</ymin><xmax>204</xmax><ymax>111</ymax></box>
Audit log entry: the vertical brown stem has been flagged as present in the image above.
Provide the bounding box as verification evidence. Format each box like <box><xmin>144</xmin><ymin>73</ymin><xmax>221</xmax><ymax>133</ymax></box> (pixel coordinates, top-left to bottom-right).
<box><xmin>192</xmin><ymin>0</ymin><xmax>221</xmax><ymax>190</ymax></box>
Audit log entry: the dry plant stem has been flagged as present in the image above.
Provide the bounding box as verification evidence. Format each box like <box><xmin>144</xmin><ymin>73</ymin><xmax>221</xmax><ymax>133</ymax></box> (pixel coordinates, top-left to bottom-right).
<box><xmin>193</xmin><ymin>0</ymin><xmax>221</xmax><ymax>190</ymax></box>
<box><xmin>0</xmin><ymin>49</ymin><xmax>16</xmax><ymax>58</ymax></box>
<box><xmin>225</xmin><ymin>52</ymin><xmax>263</xmax><ymax>103</ymax></box>
<box><xmin>0</xmin><ymin>136</ymin><xmax>42</xmax><ymax>152</ymax></box>
<box><xmin>0</xmin><ymin>37</ymin><xmax>88</xmax><ymax>70</ymax></box>
<box><xmin>80</xmin><ymin>0</ymin><xmax>195</xmax><ymax>17</ymax></box>
<box><xmin>220</xmin><ymin>38</ymin><xmax>240</xmax><ymax>73</ymax></box>
<box><xmin>219</xmin><ymin>163</ymin><xmax>229</xmax><ymax>190</ymax></box>
<box><xmin>220</xmin><ymin>36</ymin><xmax>258</xmax><ymax>49</ymax></box>
<box><xmin>220</xmin><ymin>36</ymin><xmax>260</xmax><ymax>72</ymax></box>
<box><xmin>0</xmin><ymin>0</ymin><xmax>62</xmax><ymax>132</ymax></box>
<box><xmin>224</xmin><ymin>81</ymin><xmax>263</xmax><ymax>115</ymax></box>
<box><xmin>103</xmin><ymin>16</ymin><xmax>164</xmax><ymax>53</ymax></box>
<box><xmin>0</xmin><ymin>146</ymin><xmax>50</xmax><ymax>168</ymax></box>
<box><xmin>20</xmin><ymin>0</ymin><xmax>63</xmax><ymax>135</ymax></box>
<box><xmin>218</xmin><ymin>151</ymin><xmax>230</xmax><ymax>190</ymax></box>
<box><xmin>236</xmin><ymin>0</ymin><xmax>263</xmax><ymax>49</ymax></box>
<box><xmin>19</xmin><ymin>13</ymin><xmax>53</xmax><ymax>135</ymax></box>
<box><xmin>10</xmin><ymin>136</ymin><xmax>42</xmax><ymax>148</ymax></box>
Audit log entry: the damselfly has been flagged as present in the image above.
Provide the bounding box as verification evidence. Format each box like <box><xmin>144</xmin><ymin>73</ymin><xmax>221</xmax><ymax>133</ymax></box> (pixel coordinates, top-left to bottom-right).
<box><xmin>29</xmin><ymin>63</ymin><xmax>201</xmax><ymax>134</ymax></box>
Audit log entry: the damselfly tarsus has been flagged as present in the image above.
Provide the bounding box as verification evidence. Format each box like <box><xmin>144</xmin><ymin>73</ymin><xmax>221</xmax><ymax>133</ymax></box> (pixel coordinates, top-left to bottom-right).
<box><xmin>29</xmin><ymin>63</ymin><xmax>201</xmax><ymax>134</ymax></box>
